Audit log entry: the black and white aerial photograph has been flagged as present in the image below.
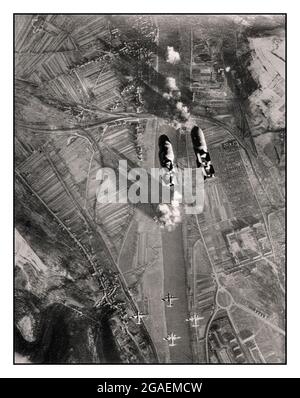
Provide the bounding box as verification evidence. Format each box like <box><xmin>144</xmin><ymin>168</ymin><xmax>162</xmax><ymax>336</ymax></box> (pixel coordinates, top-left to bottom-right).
<box><xmin>14</xmin><ymin>14</ymin><xmax>286</xmax><ymax>364</ymax></box>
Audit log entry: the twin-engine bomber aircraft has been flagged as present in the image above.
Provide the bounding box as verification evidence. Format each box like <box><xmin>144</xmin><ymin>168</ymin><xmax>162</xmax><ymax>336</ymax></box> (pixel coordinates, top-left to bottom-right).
<box><xmin>161</xmin><ymin>292</ymin><xmax>179</xmax><ymax>307</ymax></box>
<box><xmin>185</xmin><ymin>313</ymin><xmax>204</xmax><ymax>328</ymax></box>
<box><xmin>164</xmin><ymin>332</ymin><xmax>181</xmax><ymax>347</ymax></box>
<box><xmin>130</xmin><ymin>311</ymin><xmax>148</xmax><ymax>324</ymax></box>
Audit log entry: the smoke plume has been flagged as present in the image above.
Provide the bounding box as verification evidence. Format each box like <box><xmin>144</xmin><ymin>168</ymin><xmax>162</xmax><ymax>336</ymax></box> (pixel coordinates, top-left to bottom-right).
<box><xmin>155</xmin><ymin>191</ymin><xmax>182</xmax><ymax>231</ymax></box>
<box><xmin>166</xmin><ymin>46</ymin><xmax>181</xmax><ymax>64</ymax></box>
<box><xmin>166</xmin><ymin>77</ymin><xmax>178</xmax><ymax>91</ymax></box>
<box><xmin>176</xmin><ymin>101</ymin><xmax>190</xmax><ymax>120</ymax></box>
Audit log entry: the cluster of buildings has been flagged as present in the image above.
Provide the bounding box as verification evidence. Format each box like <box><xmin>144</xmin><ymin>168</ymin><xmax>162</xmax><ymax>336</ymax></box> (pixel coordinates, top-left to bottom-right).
<box><xmin>68</xmin><ymin>52</ymin><xmax>114</xmax><ymax>73</ymax></box>
<box><xmin>189</xmin><ymin>29</ymin><xmax>236</xmax><ymax>120</ymax></box>
<box><xmin>118</xmin><ymin>82</ymin><xmax>145</xmax><ymax>113</ymax></box>
<box><xmin>191</xmin><ymin>34</ymin><xmax>225</xmax><ymax>94</ymax></box>
<box><xmin>31</xmin><ymin>15</ymin><xmax>46</xmax><ymax>34</ymax></box>
<box><xmin>240</xmin><ymin>330</ymin><xmax>265</xmax><ymax>363</ymax></box>
<box><xmin>194</xmin><ymin>274</ymin><xmax>216</xmax><ymax>317</ymax></box>
<box><xmin>208</xmin><ymin>314</ymin><xmax>248</xmax><ymax>363</ymax></box>
<box><xmin>109</xmin><ymin>312</ymin><xmax>153</xmax><ymax>363</ymax></box>
<box><xmin>226</xmin><ymin>222</ymin><xmax>272</xmax><ymax>266</ymax></box>
<box><xmin>132</xmin><ymin>120</ymin><xmax>147</xmax><ymax>162</ymax></box>
<box><xmin>111</xmin><ymin>16</ymin><xmax>157</xmax><ymax>61</ymax></box>
<box><xmin>131</xmin><ymin>15</ymin><xmax>157</xmax><ymax>39</ymax></box>
<box><xmin>201</xmin><ymin>219</ymin><xmax>272</xmax><ymax>277</ymax></box>
<box><xmin>102</xmin><ymin>119</ymin><xmax>147</xmax><ymax>162</ymax></box>
<box><xmin>210</xmin><ymin>139</ymin><xmax>259</xmax><ymax>220</ymax></box>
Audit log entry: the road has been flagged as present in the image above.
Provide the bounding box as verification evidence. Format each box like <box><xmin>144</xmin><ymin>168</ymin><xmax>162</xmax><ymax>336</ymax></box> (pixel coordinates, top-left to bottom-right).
<box><xmin>155</xmin><ymin>121</ymin><xmax>193</xmax><ymax>363</ymax></box>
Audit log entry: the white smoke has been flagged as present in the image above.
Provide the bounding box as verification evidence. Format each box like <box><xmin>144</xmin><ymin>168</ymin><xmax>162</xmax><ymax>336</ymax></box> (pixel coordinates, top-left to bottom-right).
<box><xmin>166</xmin><ymin>46</ymin><xmax>181</xmax><ymax>64</ymax></box>
<box><xmin>163</xmin><ymin>90</ymin><xmax>181</xmax><ymax>100</ymax></box>
<box><xmin>184</xmin><ymin>117</ymin><xmax>194</xmax><ymax>130</ymax></box>
<box><xmin>176</xmin><ymin>101</ymin><xmax>190</xmax><ymax>120</ymax></box>
<box><xmin>163</xmin><ymin>92</ymin><xmax>172</xmax><ymax>100</ymax></box>
<box><xmin>15</xmin><ymin>353</ymin><xmax>32</xmax><ymax>363</ymax></box>
<box><xmin>156</xmin><ymin>203</ymin><xmax>181</xmax><ymax>231</ymax></box>
<box><xmin>164</xmin><ymin>77</ymin><xmax>190</xmax><ymax>123</ymax></box>
<box><xmin>155</xmin><ymin>191</ymin><xmax>182</xmax><ymax>231</ymax></box>
<box><xmin>164</xmin><ymin>77</ymin><xmax>181</xmax><ymax>103</ymax></box>
<box><xmin>171</xmin><ymin>120</ymin><xmax>182</xmax><ymax>130</ymax></box>
<box><xmin>166</xmin><ymin>77</ymin><xmax>178</xmax><ymax>91</ymax></box>
<box><xmin>176</xmin><ymin>101</ymin><xmax>187</xmax><ymax>112</ymax></box>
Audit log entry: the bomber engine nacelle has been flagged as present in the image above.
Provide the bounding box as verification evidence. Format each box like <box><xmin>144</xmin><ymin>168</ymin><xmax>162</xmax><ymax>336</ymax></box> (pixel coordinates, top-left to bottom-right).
<box><xmin>191</xmin><ymin>126</ymin><xmax>215</xmax><ymax>180</ymax></box>
<box><xmin>191</xmin><ymin>125</ymin><xmax>208</xmax><ymax>152</ymax></box>
<box><xmin>158</xmin><ymin>134</ymin><xmax>175</xmax><ymax>171</ymax></box>
<box><xmin>158</xmin><ymin>134</ymin><xmax>176</xmax><ymax>186</ymax></box>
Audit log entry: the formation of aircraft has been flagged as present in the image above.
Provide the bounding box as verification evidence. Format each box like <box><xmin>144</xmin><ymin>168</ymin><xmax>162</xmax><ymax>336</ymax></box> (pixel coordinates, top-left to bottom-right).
<box><xmin>130</xmin><ymin>292</ymin><xmax>205</xmax><ymax>348</ymax></box>
<box><xmin>161</xmin><ymin>292</ymin><xmax>179</xmax><ymax>308</ymax></box>
<box><xmin>130</xmin><ymin>290</ymin><xmax>179</xmax><ymax>326</ymax></box>
<box><xmin>162</xmin><ymin>313</ymin><xmax>204</xmax><ymax>346</ymax></box>
<box><xmin>185</xmin><ymin>313</ymin><xmax>204</xmax><ymax>328</ymax></box>
<box><xmin>164</xmin><ymin>332</ymin><xmax>181</xmax><ymax>347</ymax></box>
